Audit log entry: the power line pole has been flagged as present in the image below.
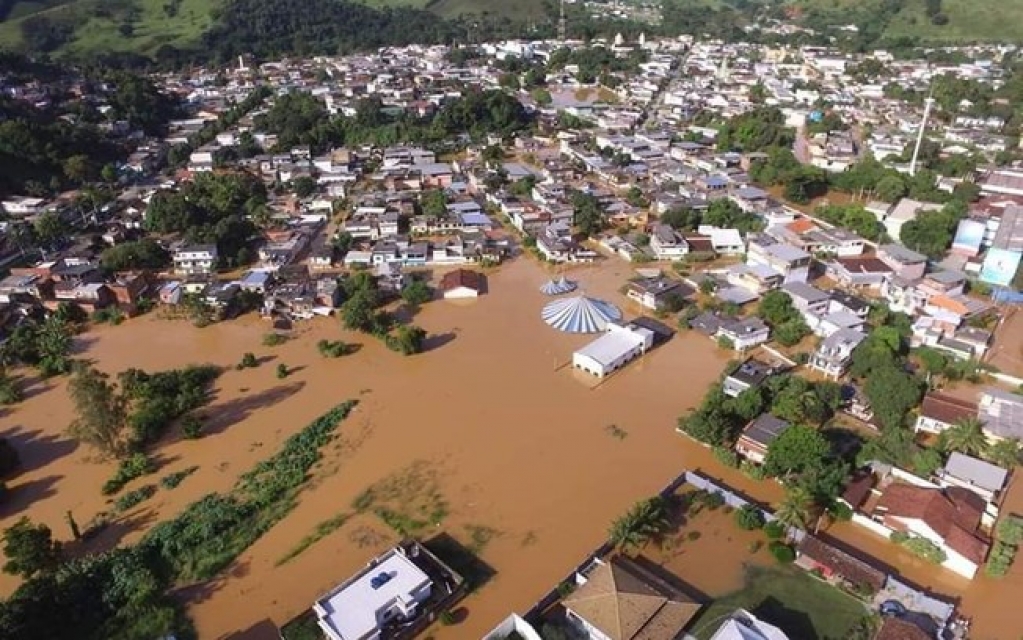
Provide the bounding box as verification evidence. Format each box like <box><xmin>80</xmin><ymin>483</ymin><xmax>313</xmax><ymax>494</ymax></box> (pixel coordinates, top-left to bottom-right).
<box><xmin>558</xmin><ymin>0</ymin><xmax>567</xmax><ymax>42</ymax></box>
<box><xmin>910</xmin><ymin>85</ymin><xmax>935</xmax><ymax>177</ymax></box>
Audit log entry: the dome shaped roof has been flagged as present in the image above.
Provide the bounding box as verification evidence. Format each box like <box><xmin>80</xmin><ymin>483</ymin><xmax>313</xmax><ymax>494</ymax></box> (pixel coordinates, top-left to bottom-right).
<box><xmin>539</xmin><ymin>277</ymin><xmax>578</xmax><ymax>296</ymax></box>
<box><xmin>541</xmin><ymin>295</ymin><xmax>622</xmax><ymax>333</ymax></box>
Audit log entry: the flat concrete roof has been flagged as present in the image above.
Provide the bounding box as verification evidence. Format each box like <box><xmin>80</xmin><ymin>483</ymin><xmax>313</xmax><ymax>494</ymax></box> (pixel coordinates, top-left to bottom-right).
<box><xmin>315</xmin><ymin>549</ymin><xmax>431</xmax><ymax>640</ymax></box>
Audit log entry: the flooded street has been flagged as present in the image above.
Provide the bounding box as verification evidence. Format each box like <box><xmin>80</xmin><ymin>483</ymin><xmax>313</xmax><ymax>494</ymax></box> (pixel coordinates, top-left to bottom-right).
<box><xmin>2</xmin><ymin>256</ymin><xmax>1022</xmax><ymax>639</ymax></box>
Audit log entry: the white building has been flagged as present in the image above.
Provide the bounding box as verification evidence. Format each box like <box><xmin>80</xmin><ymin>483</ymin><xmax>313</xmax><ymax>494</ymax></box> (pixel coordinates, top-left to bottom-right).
<box><xmin>173</xmin><ymin>244</ymin><xmax>218</xmax><ymax>275</ymax></box>
<box><xmin>572</xmin><ymin>322</ymin><xmax>654</xmax><ymax>378</ymax></box>
<box><xmin>314</xmin><ymin>547</ymin><xmax>433</xmax><ymax>640</ymax></box>
<box><xmin>710</xmin><ymin>609</ymin><xmax>788</xmax><ymax>640</ymax></box>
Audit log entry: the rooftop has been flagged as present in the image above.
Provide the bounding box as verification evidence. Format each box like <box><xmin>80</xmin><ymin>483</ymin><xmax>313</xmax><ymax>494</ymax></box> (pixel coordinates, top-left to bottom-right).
<box><xmin>740</xmin><ymin>414</ymin><xmax>791</xmax><ymax>447</ymax></box>
<box><xmin>314</xmin><ymin>547</ymin><xmax>431</xmax><ymax>640</ymax></box>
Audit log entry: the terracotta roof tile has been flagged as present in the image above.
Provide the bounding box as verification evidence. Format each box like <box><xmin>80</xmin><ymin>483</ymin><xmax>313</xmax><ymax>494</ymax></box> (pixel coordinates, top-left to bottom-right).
<box><xmin>919</xmin><ymin>393</ymin><xmax>978</xmax><ymax>427</ymax></box>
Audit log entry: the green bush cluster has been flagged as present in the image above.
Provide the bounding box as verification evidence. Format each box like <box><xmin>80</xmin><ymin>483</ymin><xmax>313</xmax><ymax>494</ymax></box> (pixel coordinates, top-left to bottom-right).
<box><xmin>159</xmin><ymin>466</ymin><xmax>199</xmax><ymax>490</ymax></box>
<box><xmin>986</xmin><ymin>515</ymin><xmax>1023</xmax><ymax>577</ymax></box>
<box><xmin>262</xmin><ymin>332</ymin><xmax>289</xmax><ymax>347</ymax></box>
<box><xmin>764</xmin><ymin>520</ymin><xmax>787</xmax><ymax>540</ymax></box>
<box><xmin>102</xmin><ymin>453</ymin><xmax>154</xmax><ymax>495</ymax></box>
<box><xmin>317</xmin><ymin>339</ymin><xmax>354</xmax><ymax>358</ymax></box>
<box><xmin>141</xmin><ymin>401</ymin><xmax>357</xmax><ymax>581</ymax></box>
<box><xmin>769</xmin><ymin>541</ymin><xmax>795</xmax><ymax>564</ymax></box>
<box><xmin>113</xmin><ymin>484</ymin><xmax>156</xmax><ymax>512</ymax></box>
<box><xmin>120</xmin><ymin>365</ymin><xmax>221</xmax><ymax>446</ymax></box>
<box><xmin>735</xmin><ymin>504</ymin><xmax>766</xmax><ymax>530</ymax></box>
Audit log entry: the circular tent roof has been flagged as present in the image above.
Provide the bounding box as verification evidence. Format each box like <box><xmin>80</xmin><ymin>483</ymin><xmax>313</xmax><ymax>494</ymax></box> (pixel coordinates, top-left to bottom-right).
<box><xmin>539</xmin><ymin>277</ymin><xmax>578</xmax><ymax>296</ymax></box>
<box><xmin>541</xmin><ymin>295</ymin><xmax>622</xmax><ymax>333</ymax></box>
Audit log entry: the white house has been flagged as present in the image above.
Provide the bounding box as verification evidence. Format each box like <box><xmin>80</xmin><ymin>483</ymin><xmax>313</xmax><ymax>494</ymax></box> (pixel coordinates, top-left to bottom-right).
<box><xmin>649</xmin><ymin>223</ymin><xmax>690</xmax><ymax>260</ymax></box>
<box><xmin>439</xmin><ymin>269</ymin><xmax>483</xmax><ymax>299</ymax></box>
<box><xmin>173</xmin><ymin>244</ymin><xmax>218</xmax><ymax>275</ymax></box>
<box><xmin>314</xmin><ymin>546</ymin><xmax>433</xmax><ymax>640</ymax></box>
<box><xmin>573</xmin><ymin>322</ymin><xmax>655</xmax><ymax>378</ymax></box>
<box><xmin>710</xmin><ymin>609</ymin><xmax>789</xmax><ymax>640</ymax></box>
<box><xmin>808</xmin><ymin>328</ymin><xmax>866</xmax><ymax>379</ymax></box>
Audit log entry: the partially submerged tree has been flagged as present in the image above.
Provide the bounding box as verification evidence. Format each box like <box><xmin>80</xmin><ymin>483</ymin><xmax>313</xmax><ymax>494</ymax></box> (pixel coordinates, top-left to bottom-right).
<box><xmin>67</xmin><ymin>365</ymin><xmax>130</xmax><ymax>458</ymax></box>
<box><xmin>2</xmin><ymin>517</ymin><xmax>61</xmax><ymax>579</ymax></box>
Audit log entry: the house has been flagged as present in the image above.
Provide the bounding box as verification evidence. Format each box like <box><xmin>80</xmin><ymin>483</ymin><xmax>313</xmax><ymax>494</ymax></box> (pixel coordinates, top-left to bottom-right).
<box><xmin>935</xmin><ymin>452</ymin><xmax>1009</xmax><ymax>504</ymax></box>
<box><xmin>880</xmin><ymin>199</ymin><xmax>943</xmax><ymax>240</ymax></box>
<box><xmin>872</xmin><ymin>483</ymin><xmax>990</xmax><ymax>578</ymax></box>
<box><xmin>312</xmin><ymin>542</ymin><xmax>463</xmax><ymax>640</ymax></box>
<box><xmin>913</xmin><ymin>393</ymin><xmax>978</xmax><ymax>435</ymax></box>
<box><xmin>735</xmin><ymin>414</ymin><xmax>791</xmax><ymax>465</ymax></box>
<box><xmin>625</xmin><ymin>277</ymin><xmax>688</xmax><ymax>310</ymax></box>
<box><xmin>573</xmin><ymin>322</ymin><xmax>655</xmax><ymax>379</ymax></box>
<box><xmin>826</xmin><ymin>257</ymin><xmax>892</xmax><ymax>289</ymax></box>
<box><xmin>781</xmin><ymin>282</ymin><xmax>830</xmax><ymax>315</ymax></box>
<box><xmin>877</xmin><ymin>244</ymin><xmax>928</xmax><ymax>281</ymax></box>
<box><xmin>747</xmin><ymin>237</ymin><xmax>811</xmax><ymax>284</ymax></box>
<box><xmin>691</xmin><ymin>312</ymin><xmax>772</xmax><ymax>351</ymax></box>
<box><xmin>649</xmin><ymin>224</ymin><xmax>690</xmax><ymax>261</ymax></box>
<box><xmin>874</xmin><ymin>618</ymin><xmax>931</xmax><ymax>640</ymax></box>
<box><xmin>977</xmin><ymin>388</ymin><xmax>1023</xmax><ymax>442</ymax></box>
<box><xmin>794</xmin><ymin>536</ymin><xmax>886</xmax><ymax>594</ymax></box>
<box><xmin>439</xmin><ymin>269</ymin><xmax>483</xmax><ymax>299</ymax></box>
<box><xmin>709</xmin><ymin>609</ymin><xmax>788</xmax><ymax>640</ymax></box>
<box><xmin>482</xmin><ymin>615</ymin><xmax>543</xmax><ymax>640</ymax></box>
<box><xmin>723</xmin><ymin>358</ymin><xmax>780</xmax><ymax>398</ymax></box>
<box><xmin>562</xmin><ymin>555</ymin><xmax>702</xmax><ymax>640</ymax></box>
<box><xmin>808</xmin><ymin>328</ymin><xmax>867</xmax><ymax>379</ymax></box>
<box><xmin>173</xmin><ymin>244</ymin><xmax>218</xmax><ymax>276</ymax></box>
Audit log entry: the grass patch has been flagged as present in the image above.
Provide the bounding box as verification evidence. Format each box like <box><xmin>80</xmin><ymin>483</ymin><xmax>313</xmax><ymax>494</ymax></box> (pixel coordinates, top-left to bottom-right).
<box><xmin>352</xmin><ymin>461</ymin><xmax>448</xmax><ymax>536</ymax></box>
<box><xmin>140</xmin><ymin>400</ymin><xmax>358</xmax><ymax>582</ymax></box>
<box><xmin>276</xmin><ymin>512</ymin><xmax>351</xmax><ymax>566</ymax></box>
<box><xmin>689</xmin><ymin>565</ymin><xmax>868</xmax><ymax>640</ymax></box>
<box><xmin>159</xmin><ymin>466</ymin><xmax>199</xmax><ymax>490</ymax></box>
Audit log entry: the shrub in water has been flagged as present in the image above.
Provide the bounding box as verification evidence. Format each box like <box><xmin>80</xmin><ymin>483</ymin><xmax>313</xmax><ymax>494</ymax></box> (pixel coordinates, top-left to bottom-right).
<box><xmin>735</xmin><ymin>504</ymin><xmax>765</xmax><ymax>530</ymax></box>
<box><xmin>763</xmin><ymin>520</ymin><xmax>786</xmax><ymax>540</ymax></box>
<box><xmin>769</xmin><ymin>541</ymin><xmax>795</xmax><ymax>564</ymax></box>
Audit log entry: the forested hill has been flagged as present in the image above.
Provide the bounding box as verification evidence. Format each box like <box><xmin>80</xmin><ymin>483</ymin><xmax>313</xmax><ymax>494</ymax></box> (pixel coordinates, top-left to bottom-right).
<box><xmin>198</xmin><ymin>0</ymin><xmax>457</xmax><ymax>61</ymax></box>
<box><xmin>0</xmin><ymin>0</ymin><xmax>1021</xmax><ymax>67</ymax></box>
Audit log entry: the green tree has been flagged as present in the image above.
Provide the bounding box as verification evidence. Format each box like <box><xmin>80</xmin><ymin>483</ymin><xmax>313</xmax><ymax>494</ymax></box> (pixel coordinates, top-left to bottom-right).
<box><xmin>386</xmin><ymin>324</ymin><xmax>427</xmax><ymax>355</ymax></box>
<box><xmin>101</xmin><ymin>164</ymin><xmax>118</xmax><ymax>183</ymax></box>
<box><xmin>571</xmin><ymin>191</ymin><xmax>605</xmax><ymax>237</ymax></box>
<box><xmin>292</xmin><ymin>175</ymin><xmax>316</xmax><ymax>198</ymax></box>
<box><xmin>420</xmin><ymin>189</ymin><xmax>448</xmax><ymax>218</ymax></box>
<box><xmin>62</xmin><ymin>154</ymin><xmax>95</xmax><ymax>183</ymax></box>
<box><xmin>2</xmin><ymin>518</ymin><xmax>61</xmax><ymax>579</ymax></box>
<box><xmin>608</xmin><ymin>496</ymin><xmax>669</xmax><ymax>550</ymax></box>
<box><xmin>774</xmin><ymin>485</ymin><xmax>812</xmax><ymax>530</ymax></box>
<box><xmin>764</xmin><ymin>425</ymin><xmax>830</xmax><ymax>477</ymax></box>
<box><xmin>35</xmin><ymin>316</ymin><xmax>74</xmax><ymax>377</ymax></box>
<box><xmin>34</xmin><ymin>211</ymin><xmax>67</xmax><ymax>250</ymax></box>
<box><xmin>876</xmin><ymin>175</ymin><xmax>907</xmax><ymax>202</ymax></box>
<box><xmin>986</xmin><ymin>438</ymin><xmax>1020</xmax><ymax>469</ymax></box>
<box><xmin>400</xmin><ymin>279</ymin><xmax>433</xmax><ymax>307</ymax></box>
<box><xmin>659</xmin><ymin>206</ymin><xmax>700</xmax><ymax>231</ymax></box>
<box><xmin>864</xmin><ymin>364</ymin><xmax>923</xmax><ymax>430</ymax></box>
<box><xmin>939</xmin><ymin>417</ymin><xmax>989</xmax><ymax>457</ymax></box>
<box><xmin>67</xmin><ymin>366</ymin><xmax>130</xmax><ymax>458</ymax></box>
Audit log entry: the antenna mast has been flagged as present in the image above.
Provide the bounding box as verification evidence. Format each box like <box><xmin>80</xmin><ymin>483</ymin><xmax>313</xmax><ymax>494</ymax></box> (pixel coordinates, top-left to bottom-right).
<box><xmin>910</xmin><ymin>85</ymin><xmax>935</xmax><ymax>177</ymax></box>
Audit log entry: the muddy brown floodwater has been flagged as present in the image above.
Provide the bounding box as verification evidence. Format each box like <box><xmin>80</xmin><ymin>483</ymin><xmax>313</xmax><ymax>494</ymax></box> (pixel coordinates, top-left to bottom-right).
<box><xmin>1</xmin><ymin>257</ymin><xmax>1022</xmax><ymax>640</ymax></box>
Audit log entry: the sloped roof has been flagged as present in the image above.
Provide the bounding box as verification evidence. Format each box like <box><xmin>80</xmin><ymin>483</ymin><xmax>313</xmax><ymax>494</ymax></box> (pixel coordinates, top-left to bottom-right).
<box><xmin>877</xmin><ymin>484</ymin><xmax>989</xmax><ymax>564</ymax></box>
<box><xmin>439</xmin><ymin>269</ymin><xmax>483</xmax><ymax>292</ymax></box>
<box><xmin>540</xmin><ymin>277</ymin><xmax>578</xmax><ymax>296</ymax></box>
<box><xmin>541</xmin><ymin>295</ymin><xmax>622</xmax><ymax>333</ymax></box>
<box><xmin>563</xmin><ymin>556</ymin><xmax>701</xmax><ymax>640</ymax></box>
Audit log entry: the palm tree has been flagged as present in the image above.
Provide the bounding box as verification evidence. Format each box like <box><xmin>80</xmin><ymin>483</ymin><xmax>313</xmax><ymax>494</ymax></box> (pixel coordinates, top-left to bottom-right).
<box><xmin>940</xmin><ymin>417</ymin><xmax>988</xmax><ymax>457</ymax></box>
<box><xmin>774</xmin><ymin>486</ymin><xmax>812</xmax><ymax>531</ymax></box>
<box><xmin>608</xmin><ymin>496</ymin><xmax>669</xmax><ymax>550</ymax></box>
<box><xmin>986</xmin><ymin>438</ymin><xmax>1021</xmax><ymax>469</ymax></box>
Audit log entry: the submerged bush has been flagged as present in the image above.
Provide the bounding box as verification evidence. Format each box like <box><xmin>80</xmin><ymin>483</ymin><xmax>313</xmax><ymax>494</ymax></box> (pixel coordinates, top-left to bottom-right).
<box><xmin>102</xmin><ymin>453</ymin><xmax>155</xmax><ymax>495</ymax></box>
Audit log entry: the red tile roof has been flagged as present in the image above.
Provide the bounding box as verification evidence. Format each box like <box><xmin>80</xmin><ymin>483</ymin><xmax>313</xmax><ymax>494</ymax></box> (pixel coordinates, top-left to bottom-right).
<box><xmin>439</xmin><ymin>268</ymin><xmax>483</xmax><ymax>292</ymax></box>
<box><xmin>918</xmin><ymin>393</ymin><xmax>978</xmax><ymax>427</ymax></box>
<box><xmin>877</xmin><ymin>484</ymin><xmax>989</xmax><ymax>564</ymax></box>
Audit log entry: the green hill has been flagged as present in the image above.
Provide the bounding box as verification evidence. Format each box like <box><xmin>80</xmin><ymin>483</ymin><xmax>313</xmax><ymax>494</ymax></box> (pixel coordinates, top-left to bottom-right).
<box><xmin>788</xmin><ymin>0</ymin><xmax>1023</xmax><ymax>45</ymax></box>
<box><xmin>0</xmin><ymin>0</ymin><xmax>551</xmax><ymax>58</ymax></box>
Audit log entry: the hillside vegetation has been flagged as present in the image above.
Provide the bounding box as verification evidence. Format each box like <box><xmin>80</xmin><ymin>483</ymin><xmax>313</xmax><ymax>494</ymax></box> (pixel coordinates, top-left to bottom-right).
<box><xmin>0</xmin><ymin>0</ymin><xmax>1020</xmax><ymax>62</ymax></box>
<box><xmin>790</xmin><ymin>0</ymin><xmax>1023</xmax><ymax>45</ymax></box>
